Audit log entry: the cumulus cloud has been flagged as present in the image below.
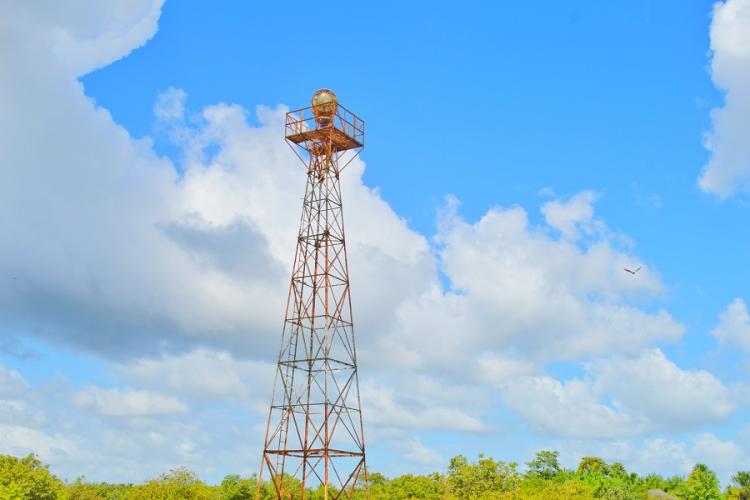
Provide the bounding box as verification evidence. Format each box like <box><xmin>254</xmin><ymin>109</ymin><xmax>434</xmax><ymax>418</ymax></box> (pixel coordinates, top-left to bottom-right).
<box><xmin>476</xmin><ymin>355</ymin><xmax>536</xmax><ymax>383</ymax></box>
<box><xmin>711</xmin><ymin>298</ymin><xmax>750</xmax><ymax>352</ymax></box>
<box><xmin>500</xmin><ymin>376</ymin><xmax>644</xmax><ymax>439</ymax></box>
<box><xmin>636</xmin><ymin>438</ymin><xmax>692</xmax><ymax>475</ymax></box>
<box><xmin>0</xmin><ymin>363</ymin><xmax>77</xmax><ymax>466</ymax></box>
<box><xmin>593</xmin><ymin>349</ymin><xmax>736</xmax><ymax>429</ymax></box>
<box><xmin>0</xmin><ymin>423</ymin><xmax>78</xmax><ymax>464</ymax></box>
<box><xmin>531</xmin><ymin>433</ymin><xmax>747</xmax><ymax>486</ymax></box>
<box><xmin>391</xmin><ymin>437</ymin><xmax>443</xmax><ymax>466</ymax></box>
<box><xmin>371</xmin><ymin>194</ymin><xmax>681</xmax><ymax>379</ymax></box>
<box><xmin>551</xmin><ymin>433</ymin><xmax>748</xmax><ymax>486</ymax></box>
<box><xmin>0</xmin><ymin>0</ymin><xmax>682</xmax><ymax>380</ymax></box>
<box><xmin>122</xmin><ymin>349</ymin><xmax>274</xmax><ymax>410</ymax></box>
<box><xmin>0</xmin><ymin>0</ymin><xmax>165</xmax><ymax>77</ymax></box>
<box><xmin>159</xmin><ymin>215</ymin><xmax>285</xmax><ymax>283</ymax></box>
<box><xmin>499</xmin><ymin>349</ymin><xmax>735</xmax><ymax>438</ymax></box>
<box><xmin>154</xmin><ymin>86</ymin><xmax>188</xmax><ymax>122</ymax></box>
<box><xmin>0</xmin><ymin>358</ymin><xmax>274</xmax><ymax>482</ymax></box>
<box><xmin>636</xmin><ymin>434</ymin><xmax>748</xmax><ymax>484</ymax></box>
<box><xmin>0</xmin><ymin>0</ymin><xmax>681</xmax><ymax>382</ymax></box>
<box><xmin>0</xmin><ymin>365</ymin><xmax>30</xmax><ymax>398</ymax></box>
<box><xmin>362</xmin><ymin>379</ymin><xmax>485</xmax><ymax>432</ymax></box>
<box><xmin>540</xmin><ymin>190</ymin><xmax>602</xmax><ymax>240</ymax></box>
<box><xmin>73</xmin><ymin>387</ymin><xmax>188</xmax><ymax>417</ymax></box>
<box><xmin>0</xmin><ymin>358</ymin><xmax>265</xmax><ymax>482</ymax></box>
<box><xmin>0</xmin><ymin>8</ymin><xmax>290</xmax><ymax>358</ymax></box>
<box><xmin>690</xmin><ymin>433</ymin><xmax>748</xmax><ymax>477</ymax></box>
<box><xmin>698</xmin><ymin>0</ymin><xmax>750</xmax><ymax>198</ymax></box>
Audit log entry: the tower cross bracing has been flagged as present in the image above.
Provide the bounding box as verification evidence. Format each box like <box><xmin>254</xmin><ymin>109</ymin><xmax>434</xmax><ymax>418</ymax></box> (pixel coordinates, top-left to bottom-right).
<box><xmin>259</xmin><ymin>89</ymin><xmax>367</xmax><ymax>500</ymax></box>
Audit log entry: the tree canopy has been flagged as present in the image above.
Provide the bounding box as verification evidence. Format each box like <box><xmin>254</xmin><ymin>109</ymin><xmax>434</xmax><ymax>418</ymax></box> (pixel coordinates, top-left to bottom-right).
<box><xmin>0</xmin><ymin>451</ymin><xmax>747</xmax><ymax>499</ymax></box>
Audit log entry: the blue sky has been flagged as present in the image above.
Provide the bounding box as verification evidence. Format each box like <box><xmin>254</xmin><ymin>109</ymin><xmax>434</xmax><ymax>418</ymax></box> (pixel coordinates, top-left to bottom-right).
<box><xmin>83</xmin><ymin>0</ymin><xmax>746</xmax><ymax>335</ymax></box>
<box><xmin>2</xmin><ymin>0</ymin><xmax>750</xmax><ymax>486</ymax></box>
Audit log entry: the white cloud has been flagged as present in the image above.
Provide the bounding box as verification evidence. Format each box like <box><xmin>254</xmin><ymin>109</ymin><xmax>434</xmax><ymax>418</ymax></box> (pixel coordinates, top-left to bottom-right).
<box><xmin>500</xmin><ymin>349</ymin><xmax>735</xmax><ymax>438</ymax></box>
<box><xmin>543</xmin><ymin>433</ymin><xmax>747</xmax><ymax>486</ymax></box>
<box><xmin>477</xmin><ymin>355</ymin><xmax>536</xmax><ymax>383</ymax></box>
<box><xmin>550</xmin><ymin>439</ymin><xmax>634</xmax><ymax>472</ymax></box>
<box><xmin>0</xmin><ymin>0</ymin><xmax>682</xmax><ymax>382</ymax></box>
<box><xmin>122</xmin><ymin>349</ymin><xmax>274</xmax><ymax>410</ymax></box>
<box><xmin>691</xmin><ymin>433</ymin><xmax>747</xmax><ymax>476</ymax></box>
<box><xmin>540</xmin><ymin>190</ymin><xmax>601</xmax><ymax>240</ymax></box>
<box><xmin>593</xmin><ymin>349</ymin><xmax>736</xmax><ymax>429</ymax></box>
<box><xmin>362</xmin><ymin>379</ymin><xmax>485</xmax><ymax>432</ymax></box>
<box><xmin>154</xmin><ymin>86</ymin><xmax>187</xmax><ymax>122</ymax></box>
<box><xmin>0</xmin><ymin>364</ymin><xmax>77</xmax><ymax>464</ymax></box>
<box><xmin>698</xmin><ymin>0</ymin><xmax>750</xmax><ymax>198</ymax></box>
<box><xmin>711</xmin><ymin>298</ymin><xmax>750</xmax><ymax>352</ymax></box>
<box><xmin>391</xmin><ymin>437</ymin><xmax>443</xmax><ymax>466</ymax></box>
<box><xmin>0</xmin><ymin>423</ymin><xmax>78</xmax><ymax>463</ymax></box>
<box><xmin>0</xmin><ymin>0</ymin><xmax>166</xmax><ymax>77</ymax></box>
<box><xmin>635</xmin><ymin>438</ymin><xmax>692</xmax><ymax>476</ymax></box>
<box><xmin>73</xmin><ymin>387</ymin><xmax>188</xmax><ymax>416</ymax></box>
<box><xmin>0</xmin><ymin>365</ymin><xmax>30</xmax><ymax>398</ymax></box>
<box><xmin>500</xmin><ymin>376</ymin><xmax>644</xmax><ymax>439</ymax></box>
<box><xmin>634</xmin><ymin>434</ymin><xmax>747</xmax><ymax>485</ymax></box>
<box><xmin>0</xmin><ymin>16</ymin><xmax>290</xmax><ymax>358</ymax></box>
<box><xmin>373</xmin><ymin>195</ymin><xmax>681</xmax><ymax>378</ymax></box>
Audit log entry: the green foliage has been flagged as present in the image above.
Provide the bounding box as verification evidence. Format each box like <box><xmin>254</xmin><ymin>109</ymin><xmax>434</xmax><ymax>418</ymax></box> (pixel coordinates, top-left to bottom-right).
<box><xmin>663</xmin><ymin>475</ymin><xmax>686</xmax><ymax>493</ymax></box>
<box><xmin>577</xmin><ymin>456</ymin><xmax>609</xmax><ymax>475</ymax></box>
<box><xmin>729</xmin><ymin>471</ymin><xmax>750</xmax><ymax>500</ymax></box>
<box><xmin>3</xmin><ymin>450</ymin><xmax>749</xmax><ymax>500</ymax></box>
<box><xmin>734</xmin><ymin>471</ymin><xmax>750</xmax><ymax>489</ymax></box>
<box><xmin>366</xmin><ymin>473</ymin><xmax>444</xmax><ymax>499</ymax></box>
<box><xmin>218</xmin><ymin>474</ymin><xmax>258</xmax><ymax>499</ymax></box>
<box><xmin>127</xmin><ymin>467</ymin><xmax>216</xmax><ymax>499</ymax></box>
<box><xmin>673</xmin><ymin>463</ymin><xmax>721</xmax><ymax>500</ymax></box>
<box><xmin>569</xmin><ymin>457</ymin><xmax>642</xmax><ymax>499</ymax></box>
<box><xmin>367</xmin><ymin>472</ymin><xmax>388</xmax><ymax>487</ymax></box>
<box><xmin>607</xmin><ymin>463</ymin><xmax>627</xmax><ymax>480</ymax></box>
<box><xmin>0</xmin><ymin>453</ymin><xmax>63</xmax><ymax>500</ymax></box>
<box><xmin>526</xmin><ymin>450</ymin><xmax>562</xmax><ymax>480</ymax></box>
<box><xmin>63</xmin><ymin>477</ymin><xmax>132</xmax><ymax>499</ymax></box>
<box><xmin>447</xmin><ymin>454</ymin><xmax>521</xmax><ymax>498</ymax></box>
<box><xmin>511</xmin><ymin>475</ymin><xmax>598</xmax><ymax>499</ymax></box>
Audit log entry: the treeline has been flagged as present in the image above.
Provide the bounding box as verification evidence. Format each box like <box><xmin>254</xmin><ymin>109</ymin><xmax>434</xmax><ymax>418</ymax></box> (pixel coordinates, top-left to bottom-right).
<box><xmin>2</xmin><ymin>451</ymin><xmax>750</xmax><ymax>499</ymax></box>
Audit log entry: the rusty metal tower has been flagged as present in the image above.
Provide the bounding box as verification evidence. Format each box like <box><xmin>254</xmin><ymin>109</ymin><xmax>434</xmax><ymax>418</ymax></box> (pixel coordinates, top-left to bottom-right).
<box><xmin>259</xmin><ymin>89</ymin><xmax>367</xmax><ymax>499</ymax></box>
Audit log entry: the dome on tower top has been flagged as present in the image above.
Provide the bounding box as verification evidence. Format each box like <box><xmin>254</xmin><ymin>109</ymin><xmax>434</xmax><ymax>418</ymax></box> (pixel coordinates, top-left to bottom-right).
<box><xmin>311</xmin><ymin>89</ymin><xmax>338</xmax><ymax>127</ymax></box>
<box><xmin>312</xmin><ymin>88</ymin><xmax>337</xmax><ymax>107</ymax></box>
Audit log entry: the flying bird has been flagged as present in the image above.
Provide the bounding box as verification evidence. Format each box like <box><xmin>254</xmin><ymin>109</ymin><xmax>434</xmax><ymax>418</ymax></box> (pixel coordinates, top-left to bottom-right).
<box><xmin>623</xmin><ymin>266</ymin><xmax>641</xmax><ymax>275</ymax></box>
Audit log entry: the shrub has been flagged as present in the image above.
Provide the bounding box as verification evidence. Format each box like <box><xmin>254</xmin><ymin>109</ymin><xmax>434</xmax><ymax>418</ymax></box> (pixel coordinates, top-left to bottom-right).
<box><xmin>0</xmin><ymin>453</ymin><xmax>63</xmax><ymax>500</ymax></box>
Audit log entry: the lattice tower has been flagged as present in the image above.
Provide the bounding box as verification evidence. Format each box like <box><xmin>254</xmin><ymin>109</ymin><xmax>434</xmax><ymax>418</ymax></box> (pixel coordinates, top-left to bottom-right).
<box><xmin>258</xmin><ymin>89</ymin><xmax>368</xmax><ymax>500</ymax></box>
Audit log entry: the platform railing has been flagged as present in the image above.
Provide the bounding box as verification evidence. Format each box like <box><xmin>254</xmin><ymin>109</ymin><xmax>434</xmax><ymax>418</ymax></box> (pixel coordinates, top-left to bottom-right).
<box><xmin>285</xmin><ymin>103</ymin><xmax>365</xmax><ymax>146</ymax></box>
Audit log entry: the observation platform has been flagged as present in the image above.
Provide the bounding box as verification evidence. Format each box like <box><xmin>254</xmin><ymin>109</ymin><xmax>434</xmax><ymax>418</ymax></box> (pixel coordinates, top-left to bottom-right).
<box><xmin>285</xmin><ymin>103</ymin><xmax>364</xmax><ymax>153</ymax></box>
